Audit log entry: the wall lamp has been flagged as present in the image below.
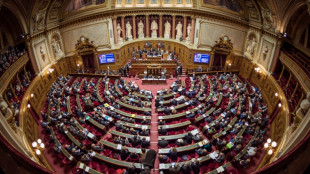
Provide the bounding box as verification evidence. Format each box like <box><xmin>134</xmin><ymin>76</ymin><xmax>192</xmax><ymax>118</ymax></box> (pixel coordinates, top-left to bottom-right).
<box><xmin>32</xmin><ymin>139</ymin><xmax>45</xmax><ymax>155</ymax></box>
<box><xmin>264</xmin><ymin>138</ymin><xmax>277</xmax><ymax>155</ymax></box>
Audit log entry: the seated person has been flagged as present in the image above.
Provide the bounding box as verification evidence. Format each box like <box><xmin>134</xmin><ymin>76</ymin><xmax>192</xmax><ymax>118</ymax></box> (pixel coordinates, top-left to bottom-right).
<box><xmin>158</xmin><ymin>154</ymin><xmax>168</xmax><ymax>163</ymax></box>
<box><xmin>130</xmin><ymin>151</ymin><xmax>139</xmax><ymax>159</ymax></box>
<box><xmin>176</xmin><ymin>139</ymin><xmax>186</xmax><ymax>147</ymax></box>
<box><xmin>158</xmin><ymin>126</ymin><xmax>167</xmax><ymax>135</ymax></box>
<box><xmin>169</xmin><ymin>147</ymin><xmax>178</xmax><ymax>161</ymax></box>
<box><xmin>158</xmin><ymin>138</ymin><xmax>169</xmax><ymax>148</ymax></box>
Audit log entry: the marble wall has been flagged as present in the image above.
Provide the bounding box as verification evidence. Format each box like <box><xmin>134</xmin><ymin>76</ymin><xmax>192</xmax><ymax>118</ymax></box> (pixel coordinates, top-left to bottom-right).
<box><xmin>197</xmin><ymin>19</ymin><xmax>247</xmax><ymax>55</ymax></box>
<box><xmin>256</xmin><ymin>35</ymin><xmax>277</xmax><ymax>71</ymax></box>
<box><xmin>61</xmin><ymin>19</ymin><xmax>110</xmax><ymax>55</ymax></box>
<box><xmin>32</xmin><ymin>38</ymin><xmax>53</xmax><ymax>72</ymax></box>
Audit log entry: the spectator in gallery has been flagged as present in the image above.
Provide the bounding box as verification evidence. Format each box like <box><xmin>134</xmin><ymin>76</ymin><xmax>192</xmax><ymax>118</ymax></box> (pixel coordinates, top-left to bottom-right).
<box><xmin>197</xmin><ymin>65</ymin><xmax>203</xmax><ymax>72</ymax></box>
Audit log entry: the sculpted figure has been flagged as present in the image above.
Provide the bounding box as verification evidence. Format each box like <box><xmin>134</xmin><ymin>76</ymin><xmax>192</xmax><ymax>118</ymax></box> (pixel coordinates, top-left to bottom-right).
<box><xmin>126</xmin><ymin>21</ymin><xmax>132</xmax><ymax>39</ymax></box>
<box><xmin>246</xmin><ymin>37</ymin><xmax>257</xmax><ymax>56</ymax></box>
<box><xmin>138</xmin><ymin>20</ymin><xmax>144</xmax><ymax>38</ymax></box>
<box><xmin>151</xmin><ymin>20</ymin><xmax>158</xmax><ymax>36</ymax></box>
<box><xmin>175</xmin><ymin>21</ymin><xmax>183</xmax><ymax>39</ymax></box>
<box><xmin>164</xmin><ymin>21</ymin><xmax>171</xmax><ymax>38</ymax></box>
<box><xmin>116</xmin><ymin>23</ymin><xmax>123</xmax><ymax>40</ymax></box>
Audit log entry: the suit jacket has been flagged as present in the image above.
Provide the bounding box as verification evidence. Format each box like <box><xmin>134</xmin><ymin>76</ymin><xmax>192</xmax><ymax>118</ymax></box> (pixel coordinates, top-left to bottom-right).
<box><xmin>158</xmin><ymin>140</ymin><xmax>168</xmax><ymax>148</ymax></box>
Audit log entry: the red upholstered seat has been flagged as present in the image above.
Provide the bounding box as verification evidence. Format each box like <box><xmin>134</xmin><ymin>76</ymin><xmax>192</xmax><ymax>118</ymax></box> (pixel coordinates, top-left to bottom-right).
<box><xmin>104</xmin><ymin>149</ymin><xmax>112</xmax><ymax>156</ymax></box>
<box><xmin>108</xmin><ymin>168</ymin><xmax>117</xmax><ymax>174</ymax></box>
<box><xmin>62</xmin><ymin>157</ymin><xmax>71</xmax><ymax>164</ymax></box>
<box><xmin>99</xmin><ymin>164</ymin><xmax>108</xmax><ymax>173</ymax></box>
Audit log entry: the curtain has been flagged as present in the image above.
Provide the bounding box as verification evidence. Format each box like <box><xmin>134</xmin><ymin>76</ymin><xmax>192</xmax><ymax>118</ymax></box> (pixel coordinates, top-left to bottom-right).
<box><xmin>82</xmin><ymin>54</ymin><xmax>95</xmax><ymax>69</ymax></box>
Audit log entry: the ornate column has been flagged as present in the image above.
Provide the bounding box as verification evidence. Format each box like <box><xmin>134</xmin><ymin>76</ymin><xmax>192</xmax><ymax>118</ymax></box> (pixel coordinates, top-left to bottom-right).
<box><xmin>121</xmin><ymin>16</ymin><xmax>125</xmax><ymax>41</ymax></box>
<box><xmin>25</xmin><ymin>36</ymin><xmax>39</xmax><ymax>74</ymax></box>
<box><xmin>183</xmin><ymin>16</ymin><xmax>187</xmax><ymax>41</ymax></box>
<box><xmin>159</xmin><ymin>14</ymin><xmax>163</xmax><ymax>38</ymax></box>
<box><xmin>172</xmin><ymin>15</ymin><xmax>176</xmax><ymax>39</ymax></box>
<box><xmin>190</xmin><ymin>17</ymin><xmax>196</xmax><ymax>45</ymax></box>
<box><xmin>278</xmin><ymin>64</ymin><xmax>285</xmax><ymax>81</ymax></box>
<box><xmin>112</xmin><ymin>17</ymin><xmax>118</xmax><ymax>45</ymax></box>
<box><xmin>146</xmin><ymin>15</ymin><xmax>150</xmax><ymax>38</ymax></box>
<box><xmin>132</xmin><ymin>15</ymin><xmax>137</xmax><ymax>39</ymax></box>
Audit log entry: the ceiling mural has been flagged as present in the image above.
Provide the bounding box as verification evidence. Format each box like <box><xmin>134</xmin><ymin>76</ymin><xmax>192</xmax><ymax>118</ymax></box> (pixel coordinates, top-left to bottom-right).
<box><xmin>202</xmin><ymin>0</ymin><xmax>243</xmax><ymax>14</ymax></box>
<box><xmin>66</xmin><ymin>0</ymin><xmax>106</xmax><ymax>13</ymax></box>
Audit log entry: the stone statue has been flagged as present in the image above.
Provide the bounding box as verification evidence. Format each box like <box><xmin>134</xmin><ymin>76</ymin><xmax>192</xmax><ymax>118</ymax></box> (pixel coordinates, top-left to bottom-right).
<box><xmin>296</xmin><ymin>92</ymin><xmax>310</xmax><ymax>118</ymax></box>
<box><xmin>39</xmin><ymin>45</ymin><xmax>46</xmax><ymax>62</ymax></box>
<box><xmin>246</xmin><ymin>36</ymin><xmax>257</xmax><ymax>56</ymax></box>
<box><xmin>262</xmin><ymin>9</ymin><xmax>275</xmax><ymax>30</ymax></box>
<box><xmin>151</xmin><ymin>20</ymin><xmax>158</xmax><ymax>38</ymax></box>
<box><xmin>186</xmin><ymin>23</ymin><xmax>191</xmax><ymax>41</ymax></box>
<box><xmin>175</xmin><ymin>21</ymin><xmax>183</xmax><ymax>40</ymax></box>
<box><xmin>164</xmin><ymin>21</ymin><xmax>171</xmax><ymax>38</ymax></box>
<box><xmin>33</xmin><ymin>11</ymin><xmax>46</xmax><ymax>30</ymax></box>
<box><xmin>0</xmin><ymin>94</ymin><xmax>12</xmax><ymax>118</ymax></box>
<box><xmin>126</xmin><ymin>21</ymin><xmax>132</xmax><ymax>40</ymax></box>
<box><xmin>51</xmin><ymin>37</ymin><xmax>65</xmax><ymax>59</ymax></box>
<box><xmin>138</xmin><ymin>20</ymin><xmax>144</xmax><ymax>38</ymax></box>
<box><xmin>116</xmin><ymin>23</ymin><xmax>123</xmax><ymax>41</ymax></box>
<box><xmin>262</xmin><ymin>45</ymin><xmax>269</xmax><ymax>60</ymax></box>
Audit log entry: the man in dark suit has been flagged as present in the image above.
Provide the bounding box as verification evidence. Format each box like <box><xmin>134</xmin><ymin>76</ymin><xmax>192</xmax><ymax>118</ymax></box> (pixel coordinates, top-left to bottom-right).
<box><xmin>120</xmin><ymin>147</ymin><xmax>130</xmax><ymax>160</ymax></box>
<box><xmin>191</xmin><ymin>159</ymin><xmax>200</xmax><ymax>174</ymax></box>
<box><xmin>158</xmin><ymin>126</ymin><xmax>167</xmax><ymax>135</ymax></box>
<box><xmin>181</xmin><ymin>162</ymin><xmax>191</xmax><ymax>174</ymax></box>
<box><xmin>130</xmin><ymin>135</ymin><xmax>141</xmax><ymax>147</ymax></box>
<box><xmin>158</xmin><ymin>138</ymin><xmax>168</xmax><ymax>148</ymax></box>
<box><xmin>141</xmin><ymin>137</ymin><xmax>150</xmax><ymax>148</ymax></box>
<box><xmin>164</xmin><ymin>107</ymin><xmax>171</xmax><ymax>115</ymax></box>
<box><xmin>184</xmin><ymin>132</ymin><xmax>193</xmax><ymax>144</ymax></box>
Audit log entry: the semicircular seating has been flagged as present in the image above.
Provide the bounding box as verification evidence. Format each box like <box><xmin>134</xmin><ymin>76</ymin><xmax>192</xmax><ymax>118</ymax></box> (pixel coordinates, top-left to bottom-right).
<box><xmin>40</xmin><ymin>72</ymin><xmax>268</xmax><ymax>174</ymax></box>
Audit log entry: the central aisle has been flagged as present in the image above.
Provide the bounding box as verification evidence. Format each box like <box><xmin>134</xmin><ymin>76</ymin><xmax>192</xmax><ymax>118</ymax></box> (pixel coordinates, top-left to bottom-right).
<box><xmin>123</xmin><ymin>77</ymin><xmax>185</xmax><ymax>173</ymax></box>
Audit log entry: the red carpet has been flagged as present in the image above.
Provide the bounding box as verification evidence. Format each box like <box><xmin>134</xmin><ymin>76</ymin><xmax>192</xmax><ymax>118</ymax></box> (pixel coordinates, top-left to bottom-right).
<box><xmin>123</xmin><ymin>77</ymin><xmax>179</xmax><ymax>173</ymax></box>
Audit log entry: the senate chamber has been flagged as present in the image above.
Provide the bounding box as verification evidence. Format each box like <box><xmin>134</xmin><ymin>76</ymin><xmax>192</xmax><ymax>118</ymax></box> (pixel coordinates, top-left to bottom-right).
<box><xmin>0</xmin><ymin>0</ymin><xmax>310</xmax><ymax>174</ymax></box>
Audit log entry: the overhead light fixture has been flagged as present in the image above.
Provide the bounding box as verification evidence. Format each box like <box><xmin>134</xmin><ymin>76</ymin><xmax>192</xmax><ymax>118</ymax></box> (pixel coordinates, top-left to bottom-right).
<box><xmin>32</xmin><ymin>139</ymin><xmax>45</xmax><ymax>156</ymax></box>
<box><xmin>278</xmin><ymin>103</ymin><xmax>282</xmax><ymax>108</ymax></box>
<box><xmin>30</xmin><ymin>93</ymin><xmax>34</xmax><ymax>98</ymax></box>
<box><xmin>264</xmin><ymin>138</ymin><xmax>277</xmax><ymax>155</ymax></box>
<box><xmin>27</xmin><ymin>104</ymin><xmax>31</xmax><ymax>108</ymax></box>
<box><xmin>275</xmin><ymin>93</ymin><xmax>278</xmax><ymax>97</ymax></box>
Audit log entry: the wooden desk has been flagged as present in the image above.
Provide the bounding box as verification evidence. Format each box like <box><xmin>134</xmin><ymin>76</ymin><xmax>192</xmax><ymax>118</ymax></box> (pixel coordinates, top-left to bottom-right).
<box><xmin>92</xmin><ymin>152</ymin><xmax>142</xmax><ymax>169</ymax></box>
<box><xmin>159</xmin><ymin>153</ymin><xmax>211</xmax><ymax>170</ymax></box>
<box><xmin>99</xmin><ymin>139</ymin><xmax>143</xmax><ymax>154</ymax></box>
<box><xmin>194</xmin><ymin>107</ymin><xmax>216</xmax><ymax>122</ymax></box>
<box><xmin>69</xmin><ymin>73</ymin><xmax>121</xmax><ymax>79</ymax></box>
<box><xmin>235</xmin><ymin>127</ymin><xmax>260</xmax><ymax>160</ymax></box>
<box><xmin>159</xmin><ymin>120</ymin><xmax>191</xmax><ymax>129</ymax></box>
<box><xmin>119</xmin><ymin>121</ymin><xmax>150</xmax><ymax>130</ymax></box>
<box><xmin>85</xmin><ymin>116</ymin><xmax>107</xmax><ymax>131</ymax></box>
<box><xmin>109</xmin><ymin>130</ymin><xmax>150</xmax><ymax>140</ymax></box>
<box><xmin>213</xmin><ymin>117</ymin><xmax>238</xmax><ymax>139</ymax></box>
<box><xmin>158</xmin><ymin>104</ymin><xmax>204</xmax><ymax>120</ymax></box>
<box><xmin>112</xmin><ymin>108</ymin><xmax>151</xmax><ymax>120</ymax></box>
<box><xmin>133</xmin><ymin>92</ymin><xmax>153</xmax><ymax>100</ymax></box>
<box><xmin>51</xmin><ymin>129</ymin><xmax>76</xmax><ymax>162</ymax></box>
<box><xmin>158</xmin><ymin>139</ymin><xmax>209</xmax><ymax>154</ymax></box>
<box><xmin>157</xmin><ymin>101</ymin><xmax>192</xmax><ymax>112</ymax></box>
<box><xmin>142</xmin><ymin>79</ymin><xmax>167</xmax><ymax>85</ymax></box>
<box><xmin>77</xmin><ymin>162</ymin><xmax>101</xmax><ymax>174</ymax></box>
<box><xmin>117</xmin><ymin>100</ymin><xmax>152</xmax><ymax>113</ymax></box>
<box><xmin>158</xmin><ymin>129</ymin><xmax>198</xmax><ymax>141</ymax></box>
<box><xmin>64</xmin><ymin>127</ymin><xmax>84</xmax><ymax>148</ymax></box>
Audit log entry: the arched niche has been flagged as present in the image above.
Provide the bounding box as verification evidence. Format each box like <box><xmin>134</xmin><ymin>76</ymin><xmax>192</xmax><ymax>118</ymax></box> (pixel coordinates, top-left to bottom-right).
<box><xmin>75</xmin><ymin>35</ymin><xmax>98</xmax><ymax>71</ymax></box>
<box><xmin>210</xmin><ymin>35</ymin><xmax>233</xmax><ymax>71</ymax></box>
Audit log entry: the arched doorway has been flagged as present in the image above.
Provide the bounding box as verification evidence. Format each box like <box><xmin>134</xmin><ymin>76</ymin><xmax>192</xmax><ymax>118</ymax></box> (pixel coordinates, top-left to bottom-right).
<box><xmin>211</xmin><ymin>35</ymin><xmax>233</xmax><ymax>70</ymax></box>
<box><xmin>75</xmin><ymin>36</ymin><xmax>97</xmax><ymax>71</ymax></box>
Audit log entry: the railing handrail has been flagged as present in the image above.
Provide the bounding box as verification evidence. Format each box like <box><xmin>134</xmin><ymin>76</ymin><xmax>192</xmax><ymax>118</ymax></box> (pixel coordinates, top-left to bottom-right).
<box><xmin>0</xmin><ymin>54</ymin><xmax>29</xmax><ymax>94</ymax></box>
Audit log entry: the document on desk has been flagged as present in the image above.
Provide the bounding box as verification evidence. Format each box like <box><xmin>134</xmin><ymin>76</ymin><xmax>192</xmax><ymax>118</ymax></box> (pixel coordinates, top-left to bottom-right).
<box><xmin>159</xmin><ymin>164</ymin><xmax>165</xmax><ymax>169</ymax></box>
<box><xmin>191</xmin><ymin>129</ymin><xmax>198</xmax><ymax>135</ymax></box>
<box><xmin>79</xmin><ymin>162</ymin><xmax>84</xmax><ymax>169</ymax></box>
<box><xmin>117</xmin><ymin>144</ymin><xmax>122</xmax><ymax>150</ymax></box>
<box><xmin>217</xmin><ymin>166</ymin><xmax>225</xmax><ymax>173</ymax></box>
<box><xmin>85</xmin><ymin>166</ymin><xmax>90</xmax><ymax>172</ymax></box>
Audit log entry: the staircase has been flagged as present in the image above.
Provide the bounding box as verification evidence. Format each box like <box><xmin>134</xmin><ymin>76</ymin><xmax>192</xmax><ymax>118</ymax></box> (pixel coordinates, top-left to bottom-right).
<box><xmin>177</xmin><ymin>59</ymin><xmax>187</xmax><ymax>77</ymax></box>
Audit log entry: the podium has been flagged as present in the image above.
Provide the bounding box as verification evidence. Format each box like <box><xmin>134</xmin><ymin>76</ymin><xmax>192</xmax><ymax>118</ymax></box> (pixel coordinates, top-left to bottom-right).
<box><xmin>147</xmin><ymin>65</ymin><xmax>162</xmax><ymax>76</ymax></box>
